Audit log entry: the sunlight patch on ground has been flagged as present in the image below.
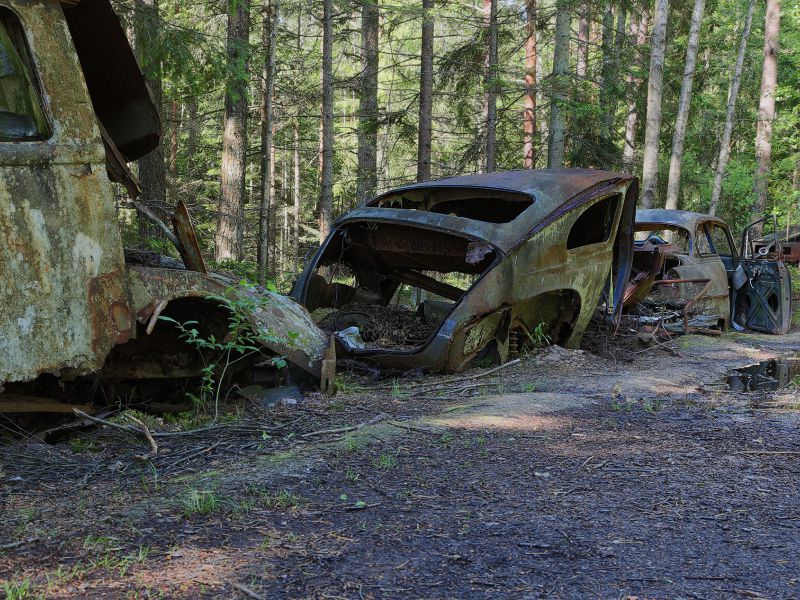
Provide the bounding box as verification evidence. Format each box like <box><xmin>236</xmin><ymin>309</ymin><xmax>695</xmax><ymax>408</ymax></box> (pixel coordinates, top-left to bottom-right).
<box><xmin>424</xmin><ymin>392</ymin><xmax>586</xmax><ymax>431</ymax></box>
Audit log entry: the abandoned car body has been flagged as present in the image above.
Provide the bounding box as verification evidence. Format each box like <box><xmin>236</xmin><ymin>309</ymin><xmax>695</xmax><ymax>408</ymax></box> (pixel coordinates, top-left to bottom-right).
<box><xmin>0</xmin><ymin>0</ymin><xmax>326</xmax><ymax>410</ymax></box>
<box><xmin>292</xmin><ymin>169</ymin><xmax>638</xmax><ymax>373</ymax></box>
<box><xmin>627</xmin><ymin>210</ymin><xmax>793</xmax><ymax>335</ymax></box>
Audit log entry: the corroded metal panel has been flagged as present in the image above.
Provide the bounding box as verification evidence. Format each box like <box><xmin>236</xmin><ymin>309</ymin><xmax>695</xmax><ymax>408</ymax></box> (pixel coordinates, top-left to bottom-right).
<box><xmin>126</xmin><ymin>267</ymin><xmax>328</xmax><ymax>377</ymax></box>
<box><xmin>0</xmin><ymin>1</ymin><xmax>130</xmax><ymax>383</ymax></box>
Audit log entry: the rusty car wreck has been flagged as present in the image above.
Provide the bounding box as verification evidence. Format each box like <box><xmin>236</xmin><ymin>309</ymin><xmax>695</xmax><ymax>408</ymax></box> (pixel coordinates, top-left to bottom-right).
<box><xmin>626</xmin><ymin>210</ymin><xmax>793</xmax><ymax>335</ymax></box>
<box><xmin>0</xmin><ymin>0</ymin><xmax>327</xmax><ymax>412</ymax></box>
<box><xmin>292</xmin><ymin>169</ymin><xmax>638</xmax><ymax>373</ymax></box>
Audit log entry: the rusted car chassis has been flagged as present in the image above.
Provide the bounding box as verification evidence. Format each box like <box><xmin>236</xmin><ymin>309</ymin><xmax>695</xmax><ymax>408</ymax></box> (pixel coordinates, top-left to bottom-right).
<box><xmin>0</xmin><ymin>0</ymin><xmax>326</xmax><ymax>412</ymax></box>
<box><xmin>293</xmin><ymin>169</ymin><xmax>638</xmax><ymax>373</ymax></box>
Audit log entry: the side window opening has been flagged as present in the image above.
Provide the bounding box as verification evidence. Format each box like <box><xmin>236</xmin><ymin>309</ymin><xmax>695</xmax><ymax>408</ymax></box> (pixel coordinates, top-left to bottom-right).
<box><xmin>567</xmin><ymin>194</ymin><xmax>620</xmax><ymax>250</ymax></box>
<box><xmin>0</xmin><ymin>8</ymin><xmax>49</xmax><ymax>141</ymax></box>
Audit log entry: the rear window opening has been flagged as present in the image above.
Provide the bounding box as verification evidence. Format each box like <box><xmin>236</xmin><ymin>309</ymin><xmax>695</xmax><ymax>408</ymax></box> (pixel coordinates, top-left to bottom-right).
<box><xmin>302</xmin><ymin>223</ymin><xmax>497</xmax><ymax>352</ymax></box>
<box><xmin>369</xmin><ymin>187</ymin><xmax>533</xmax><ymax>224</ymax></box>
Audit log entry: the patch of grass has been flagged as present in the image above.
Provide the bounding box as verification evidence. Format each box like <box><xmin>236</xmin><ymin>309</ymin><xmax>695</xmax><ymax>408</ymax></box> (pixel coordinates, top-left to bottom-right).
<box><xmin>519</xmin><ymin>382</ymin><xmax>537</xmax><ymax>393</ymax></box>
<box><xmin>267</xmin><ymin>489</ymin><xmax>303</xmax><ymax>509</ymax></box>
<box><xmin>343</xmin><ymin>435</ymin><xmax>367</xmax><ymax>453</ymax></box>
<box><xmin>437</xmin><ymin>432</ymin><xmax>454</xmax><ymax>447</ymax></box>
<box><xmin>391</xmin><ymin>379</ymin><xmax>409</xmax><ymax>400</ymax></box>
<box><xmin>345</xmin><ymin>467</ymin><xmax>361</xmax><ymax>482</ymax></box>
<box><xmin>374</xmin><ymin>452</ymin><xmax>397</xmax><ymax>470</ymax></box>
<box><xmin>3</xmin><ymin>578</ymin><xmax>37</xmax><ymax>600</ymax></box>
<box><xmin>82</xmin><ymin>535</ymin><xmax>117</xmax><ymax>552</ymax></box>
<box><xmin>68</xmin><ymin>437</ymin><xmax>99</xmax><ymax>454</ymax></box>
<box><xmin>642</xmin><ymin>397</ymin><xmax>663</xmax><ymax>414</ymax></box>
<box><xmin>180</xmin><ymin>489</ymin><xmax>220</xmax><ymax>517</ymax></box>
<box><xmin>335</xmin><ymin>374</ymin><xmax>367</xmax><ymax>395</ymax></box>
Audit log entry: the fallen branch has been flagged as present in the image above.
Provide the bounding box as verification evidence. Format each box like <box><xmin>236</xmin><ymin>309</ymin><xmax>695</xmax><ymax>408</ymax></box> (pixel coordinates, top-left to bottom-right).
<box><xmin>73</xmin><ymin>409</ymin><xmax>158</xmax><ymax>457</ymax></box>
<box><xmin>231</xmin><ymin>582</ymin><xmax>266</xmax><ymax>600</ymax></box>
<box><xmin>127</xmin><ymin>415</ymin><xmax>159</xmax><ymax>458</ymax></box>
<box><xmin>388</xmin><ymin>420</ymin><xmax>445</xmax><ymax>435</ymax></box>
<box><xmin>0</xmin><ymin>537</ymin><xmax>39</xmax><ymax>551</ymax></box>
<box><xmin>300</xmin><ymin>413</ymin><xmax>388</xmax><ymax>439</ymax></box>
<box><xmin>406</xmin><ymin>359</ymin><xmax>522</xmax><ymax>391</ymax></box>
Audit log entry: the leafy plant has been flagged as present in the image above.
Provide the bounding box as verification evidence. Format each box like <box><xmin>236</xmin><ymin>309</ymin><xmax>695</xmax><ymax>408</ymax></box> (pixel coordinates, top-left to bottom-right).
<box><xmin>160</xmin><ymin>282</ymin><xmax>295</xmax><ymax>419</ymax></box>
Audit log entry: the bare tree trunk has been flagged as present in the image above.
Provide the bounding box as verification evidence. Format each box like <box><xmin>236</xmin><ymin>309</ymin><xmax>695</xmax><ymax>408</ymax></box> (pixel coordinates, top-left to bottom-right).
<box><xmin>293</xmin><ymin>8</ymin><xmax>302</xmax><ymax>271</ymax></box>
<box><xmin>186</xmin><ymin>96</ymin><xmax>198</xmax><ymax>176</ymax></box>
<box><xmin>547</xmin><ymin>0</ymin><xmax>570</xmax><ymax>169</ymax></box>
<box><xmin>598</xmin><ymin>1</ymin><xmax>613</xmax><ymax>127</ymax></box>
<box><xmin>751</xmin><ymin>0</ymin><xmax>781</xmax><ymax>232</ymax></box>
<box><xmin>576</xmin><ymin>2</ymin><xmax>589</xmax><ymax>78</ymax></box>
<box><xmin>708</xmin><ymin>0</ymin><xmax>756</xmax><ymax>216</ymax></box>
<box><xmin>257</xmin><ymin>0</ymin><xmax>277</xmax><ymax>283</ymax></box>
<box><xmin>481</xmin><ymin>0</ymin><xmax>498</xmax><ymax>173</ymax></box>
<box><xmin>663</xmin><ymin>0</ymin><xmax>705</xmax><ymax>211</ymax></box>
<box><xmin>417</xmin><ymin>0</ymin><xmax>434</xmax><ymax>182</ymax></box>
<box><xmin>356</xmin><ymin>0</ymin><xmax>379</xmax><ymax>201</ymax></box>
<box><xmin>133</xmin><ymin>0</ymin><xmax>167</xmax><ymax>246</ymax></box>
<box><xmin>319</xmin><ymin>0</ymin><xmax>334</xmax><ymax>243</ymax></box>
<box><xmin>216</xmin><ymin>0</ymin><xmax>250</xmax><ymax>262</ymax></box>
<box><xmin>168</xmin><ymin>100</ymin><xmax>179</xmax><ymax>176</ymax></box>
<box><xmin>523</xmin><ymin>0</ymin><xmax>537</xmax><ymax>169</ymax></box>
<box><xmin>622</xmin><ymin>9</ymin><xmax>649</xmax><ymax>169</ymax></box>
<box><xmin>639</xmin><ymin>0</ymin><xmax>669</xmax><ymax>209</ymax></box>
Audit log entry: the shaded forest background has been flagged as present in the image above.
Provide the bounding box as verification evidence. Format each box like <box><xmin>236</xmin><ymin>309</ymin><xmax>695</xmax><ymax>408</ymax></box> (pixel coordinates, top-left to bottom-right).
<box><xmin>114</xmin><ymin>0</ymin><xmax>800</xmax><ymax>289</ymax></box>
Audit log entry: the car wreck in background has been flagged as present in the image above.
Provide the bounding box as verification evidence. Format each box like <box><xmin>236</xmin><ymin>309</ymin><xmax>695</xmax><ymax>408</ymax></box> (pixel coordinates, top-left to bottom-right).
<box><xmin>625</xmin><ymin>210</ymin><xmax>793</xmax><ymax>335</ymax></box>
<box><xmin>0</xmin><ymin>0</ymin><xmax>327</xmax><ymax>414</ymax></box>
<box><xmin>292</xmin><ymin>169</ymin><xmax>638</xmax><ymax>373</ymax></box>
<box><xmin>754</xmin><ymin>224</ymin><xmax>800</xmax><ymax>265</ymax></box>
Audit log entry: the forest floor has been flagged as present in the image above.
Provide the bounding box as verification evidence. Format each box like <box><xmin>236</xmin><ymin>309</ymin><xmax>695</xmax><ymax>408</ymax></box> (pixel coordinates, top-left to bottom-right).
<box><xmin>2</xmin><ymin>327</ymin><xmax>800</xmax><ymax>599</ymax></box>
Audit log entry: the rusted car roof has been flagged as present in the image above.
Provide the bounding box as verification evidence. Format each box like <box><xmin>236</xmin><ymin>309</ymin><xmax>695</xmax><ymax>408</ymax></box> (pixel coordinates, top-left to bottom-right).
<box><xmin>353</xmin><ymin>168</ymin><xmax>632</xmax><ymax>253</ymax></box>
<box><xmin>635</xmin><ymin>209</ymin><xmax>728</xmax><ymax>231</ymax></box>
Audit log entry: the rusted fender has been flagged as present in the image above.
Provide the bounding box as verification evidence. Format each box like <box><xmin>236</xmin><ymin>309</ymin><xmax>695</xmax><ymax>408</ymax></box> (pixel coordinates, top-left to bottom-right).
<box><xmin>126</xmin><ymin>266</ymin><xmax>327</xmax><ymax>378</ymax></box>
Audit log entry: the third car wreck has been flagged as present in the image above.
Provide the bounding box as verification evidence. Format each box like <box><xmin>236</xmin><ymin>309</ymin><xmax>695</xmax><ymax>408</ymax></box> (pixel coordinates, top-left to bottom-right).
<box><xmin>626</xmin><ymin>210</ymin><xmax>793</xmax><ymax>335</ymax></box>
<box><xmin>292</xmin><ymin>169</ymin><xmax>638</xmax><ymax>373</ymax></box>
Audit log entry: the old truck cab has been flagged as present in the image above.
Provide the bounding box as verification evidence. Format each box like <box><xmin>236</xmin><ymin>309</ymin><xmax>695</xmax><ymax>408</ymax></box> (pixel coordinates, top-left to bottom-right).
<box><xmin>0</xmin><ymin>0</ymin><xmax>326</xmax><ymax>412</ymax></box>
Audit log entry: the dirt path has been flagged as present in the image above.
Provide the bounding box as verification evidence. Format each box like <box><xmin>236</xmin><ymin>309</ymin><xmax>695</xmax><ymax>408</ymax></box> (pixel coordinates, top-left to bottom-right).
<box><xmin>2</xmin><ymin>330</ymin><xmax>799</xmax><ymax>599</ymax></box>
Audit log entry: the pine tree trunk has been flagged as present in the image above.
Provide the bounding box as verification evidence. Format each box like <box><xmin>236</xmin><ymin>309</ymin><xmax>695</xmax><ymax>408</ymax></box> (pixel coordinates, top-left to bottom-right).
<box><xmin>607</xmin><ymin>4</ymin><xmax>626</xmax><ymax>132</ymax></box>
<box><xmin>481</xmin><ymin>0</ymin><xmax>498</xmax><ymax>173</ymax></box>
<box><xmin>257</xmin><ymin>0</ymin><xmax>277</xmax><ymax>284</ymax></box>
<box><xmin>319</xmin><ymin>0</ymin><xmax>334</xmax><ymax>243</ymax></box>
<box><xmin>598</xmin><ymin>1</ymin><xmax>613</xmax><ymax>129</ymax></box>
<box><xmin>417</xmin><ymin>0</ymin><xmax>434</xmax><ymax>182</ymax></box>
<box><xmin>216</xmin><ymin>0</ymin><xmax>251</xmax><ymax>262</ymax></box>
<box><xmin>639</xmin><ymin>0</ymin><xmax>669</xmax><ymax>209</ymax></box>
<box><xmin>708</xmin><ymin>0</ymin><xmax>756</xmax><ymax>216</ymax></box>
<box><xmin>751</xmin><ymin>0</ymin><xmax>781</xmax><ymax>232</ymax></box>
<box><xmin>622</xmin><ymin>9</ymin><xmax>649</xmax><ymax>168</ymax></box>
<box><xmin>523</xmin><ymin>0</ymin><xmax>537</xmax><ymax>169</ymax></box>
<box><xmin>576</xmin><ymin>2</ymin><xmax>589</xmax><ymax>78</ymax></box>
<box><xmin>547</xmin><ymin>0</ymin><xmax>570</xmax><ymax>169</ymax></box>
<box><xmin>356</xmin><ymin>0</ymin><xmax>379</xmax><ymax>201</ymax></box>
<box><xmin>133</xmin><ymin>0</ymin><xmax>167</xmax><ymax>246</ymax></box>
<box><xmin>663</xmin><ymin>0</ymin><xmax>705</xmax><ymax>211</ymax></box>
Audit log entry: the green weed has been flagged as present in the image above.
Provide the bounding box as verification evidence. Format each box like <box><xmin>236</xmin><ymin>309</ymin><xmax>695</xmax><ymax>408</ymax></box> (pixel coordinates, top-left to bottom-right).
<box><xmin>180</xmin><ymin>489</ymin><xmax>220</xmax><ymax>517</ymax></box>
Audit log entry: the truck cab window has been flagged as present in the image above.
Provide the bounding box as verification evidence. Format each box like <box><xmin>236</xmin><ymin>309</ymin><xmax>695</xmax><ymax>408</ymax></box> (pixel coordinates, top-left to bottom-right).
<box><xmin>0</xmin><ymin>9</ymin><xmax>48</xmax><ymax>141</ymax></box>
